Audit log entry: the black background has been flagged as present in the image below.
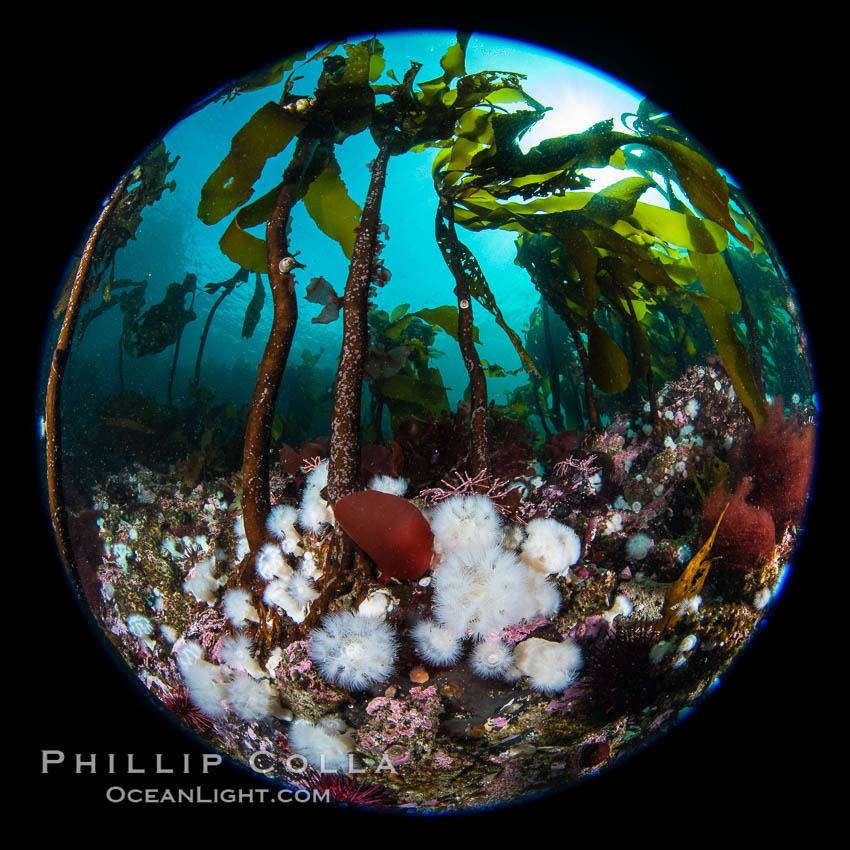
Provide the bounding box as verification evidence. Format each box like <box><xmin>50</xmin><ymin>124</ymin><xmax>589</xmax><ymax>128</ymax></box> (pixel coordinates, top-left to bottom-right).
<box><xmin>22</xmin><ymin>6</ymin><xmax>830</xmax><ymax>833</ymax></box>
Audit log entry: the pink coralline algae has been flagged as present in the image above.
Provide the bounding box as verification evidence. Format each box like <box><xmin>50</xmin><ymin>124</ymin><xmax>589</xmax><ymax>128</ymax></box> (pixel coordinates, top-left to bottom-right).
<box><xmin>545</xmin><ymin>681</ymin><xmax>584</xmax><ymax>714</ymax></box>
<box><xmin>431</xmin><ymin>751</ymin><xmax>455</xmax><ymax>769</ymax></box>
<box><xmin>277</xmin><ymin>640</ymin><xmax>345</xmax><ymax>703</ymax></box>
<box><xmin>419</xmin><ymin>469</ymin><xmax>522</xmax><ymax>521</ymax></box>
<box><xmin>570</xmin><ymin>615</ymin><xmax>612</xmax><ymax>642</ymax></box>
<box><xmin>358</xmin><ymin>686</ymin><xmax>443</xmax><ymax>758</ymax></box>
<box><xmin>186</xmin><ymin>607</ymin><xmax>227</xmax><ymax>654</ymax></box>
<box><xmin>498</xmin><ymin>615</ymin><xmax>550</xmax><ymax>645</ymax></box>
<box><xmin>282</xmin><ymin>641</ymin><xmax>313</xmax><ymax>676</ymax></box>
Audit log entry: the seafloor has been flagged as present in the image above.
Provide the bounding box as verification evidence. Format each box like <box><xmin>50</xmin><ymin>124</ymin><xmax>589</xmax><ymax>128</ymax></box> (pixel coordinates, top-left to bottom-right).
<box><xmin>79</xmin><ymin>362</ymin><xmax>807</xmax><ymax>811</ymax></box>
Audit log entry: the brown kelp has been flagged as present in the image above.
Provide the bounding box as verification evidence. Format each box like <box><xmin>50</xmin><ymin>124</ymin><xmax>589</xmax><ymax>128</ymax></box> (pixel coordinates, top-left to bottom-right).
<box><xmin>47</xmin><ymin>32</ymin><xmax>818</xmax><ymax>811</ymax></box>
<box><xmin>46</xmin><ymin>173</ymin><xmax>132</xmax><ymax>576</ymax></box>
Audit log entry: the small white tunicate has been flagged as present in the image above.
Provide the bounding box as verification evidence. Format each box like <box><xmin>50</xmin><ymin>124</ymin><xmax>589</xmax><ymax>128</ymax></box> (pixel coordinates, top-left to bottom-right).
<box><xmin>714</xmin><ymin>380</ymin><xmax>722</xmax><ymax>391</ymax></box>
<box><xmin>600</xmin><ymin>512</ymin><xmax>623</xmax><ymax>536</ymax></box>
<box><xmin>649</xmin><ymin>641</ymin><xmax>672</xmax><ymax>664</ymax></box>
<box><xmin>127</xmin><ymin>613</ymin><xmax>153</xmax><ymax>638</ymax></box>
<box><xmin>678</xmin><ymin>635</ymin><xmax>698</xmax><ymax>653</ymax></box>
<box><xmin>358</xmin><ymin>590</ymin><xmax>394</xmax><ymax>619</ymax></box>
<box><xmin>602</xmin><ymin>594</ymin><xmax>633</xmax><ymax>624</ymax></box>
<box><xmin>753</xmin><ymin>587</ymin><xmax>771</xmax><ymax>610</ymax></box>
<box><xmin>112</xmin><ymin>543</ymin><xmax>133</xmax><ymax>570</ymax></box>
<box><xmin>625</xmin><ymin>532</ymin><xmax>652</xmax><ymax>560</ymax></box>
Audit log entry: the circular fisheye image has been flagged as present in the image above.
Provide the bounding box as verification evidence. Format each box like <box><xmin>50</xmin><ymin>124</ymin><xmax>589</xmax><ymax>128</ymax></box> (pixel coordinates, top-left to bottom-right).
<box><xmin>38</xmin><ymin>28</ymin><xmax>818</xmax><ymax>813</ymax></box>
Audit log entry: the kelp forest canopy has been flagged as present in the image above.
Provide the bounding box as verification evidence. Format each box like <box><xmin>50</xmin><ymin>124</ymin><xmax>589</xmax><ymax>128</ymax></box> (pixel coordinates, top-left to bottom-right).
<box><xmin>57</xmin><ymin>32</ymin><xmax>808</xmax><ymax>496</ymax></box>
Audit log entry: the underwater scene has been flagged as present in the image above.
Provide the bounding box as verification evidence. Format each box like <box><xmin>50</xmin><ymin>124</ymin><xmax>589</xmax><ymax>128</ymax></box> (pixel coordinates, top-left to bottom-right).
<box><xmin>40</xmin><ymin>29</ymin><xmax>819</xmax><ymax>812</ymax></box>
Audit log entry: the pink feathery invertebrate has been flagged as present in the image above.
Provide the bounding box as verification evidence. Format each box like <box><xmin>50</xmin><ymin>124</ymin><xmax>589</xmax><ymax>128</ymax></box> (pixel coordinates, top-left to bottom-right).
<box><xmin>419</xmin><ymin>469</ymin><xmax>490</xmax><ymax>503</ymax></box>
<box><xmin>554</xmin><ymin>453</ymin><xmax>600</xmax><ymax>481</ymax></box>
<box><xmin>301</xmin><ymin>456</ymin><xmax>324</xmax><ymax>474</ymax></box>
<box><xmin>420</xmin><ymin>469</ymin><xmax>521</xmax><ymax>521</ymax></box>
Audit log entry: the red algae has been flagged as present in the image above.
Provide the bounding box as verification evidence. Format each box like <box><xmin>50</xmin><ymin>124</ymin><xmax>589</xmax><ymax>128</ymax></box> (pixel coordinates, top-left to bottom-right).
<box><xmin>333</xmin><ymin>490</ymin><xmax>434</xmax><ymax>581</ymax></box>
<box><xmin>730</xmin><ymin>399</ymin><xmax>816</xmax><ymax>532</ymax></box>
<box><xmin>702</xmin><ymin>477</ymin><xmax>776</xmax><ymax>572</ymax></box>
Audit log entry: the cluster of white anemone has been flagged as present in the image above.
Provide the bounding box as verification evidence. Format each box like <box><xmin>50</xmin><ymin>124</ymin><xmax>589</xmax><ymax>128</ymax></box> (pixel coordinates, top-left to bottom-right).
<box><xmin>415</xmin><ymin>495</ymin><xmax>584</xmax><ymax>692</ymax></box>
<box><xmin>176</xmin><ymin>483</ymin><xmax>335</xmax><ymax>722</ymax></box>
<box><xmin>176</xmin><ymin>481</ymin><xmax>588</xmax><ymax>775</ymax></box>
<box><xmin>304</xmin><ymin>492</ymin><xmax>586</xmax><ymax>694</ymax></box>
<box><xmin>232</xmin><ymin>490</ymin><xmax>326</xmax><ymax>625</ymax></box>
<box><xmin>175</xmin><ymin>638</ymin><xmax>286</xmax><ymax>722</ymax></box>
<box><xmin>298</xmin><ymin>461</ymin><xmax>334</xmax><ymax>534</ymax></box>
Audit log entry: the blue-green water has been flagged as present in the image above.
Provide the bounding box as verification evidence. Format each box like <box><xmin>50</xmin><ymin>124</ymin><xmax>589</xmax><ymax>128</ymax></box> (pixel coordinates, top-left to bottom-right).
<box><xmin>63</xmin><ymin>30</ymin><xmax>645</xmax><ymax>416</ymax></box>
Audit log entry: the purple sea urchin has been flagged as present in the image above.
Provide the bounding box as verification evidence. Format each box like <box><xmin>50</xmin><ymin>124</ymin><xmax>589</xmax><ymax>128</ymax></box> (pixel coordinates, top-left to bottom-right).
<box><xmin>579</xmin><ymin>620</ymin><xmax>665</xmax><ymax>719</ymax></box>
<box><xmin>297</xmin><ymin>768</ymin><xmax>396</xmax><ymax>807</ymax></box>
<box><xmin>161</xmin><ymin>690</ymin><xmax>215</xmax><ymax>735</ymax></box>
